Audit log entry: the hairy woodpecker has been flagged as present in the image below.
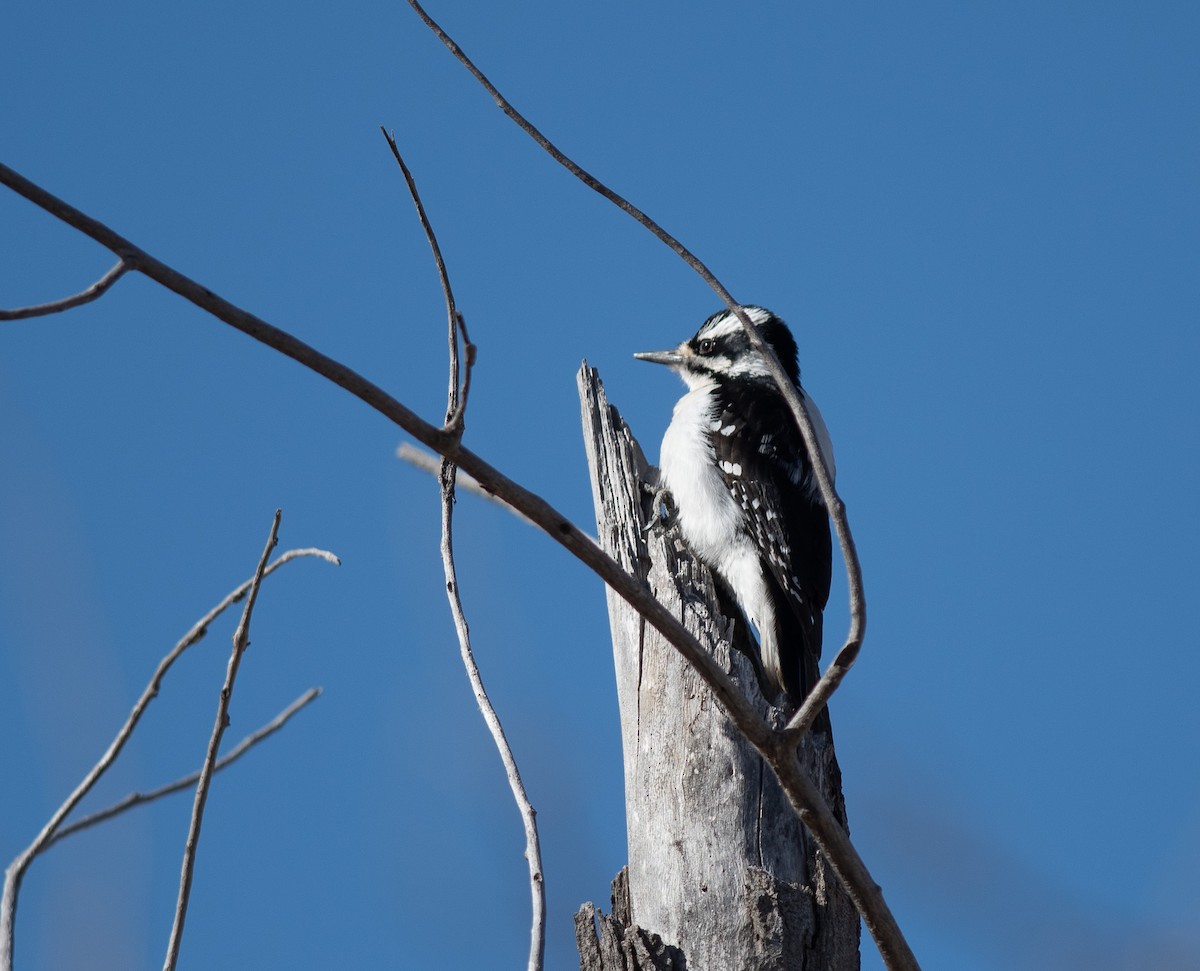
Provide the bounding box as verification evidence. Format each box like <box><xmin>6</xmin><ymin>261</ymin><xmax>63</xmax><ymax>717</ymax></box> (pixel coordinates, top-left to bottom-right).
<box><xmin>635</xmin><ymin>306</ymin><xmax>835</xmax><ymax>708</ymax></box>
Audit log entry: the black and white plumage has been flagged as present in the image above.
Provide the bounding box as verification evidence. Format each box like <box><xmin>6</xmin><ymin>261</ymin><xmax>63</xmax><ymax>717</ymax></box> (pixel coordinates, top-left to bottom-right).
<box><xmin>635</xmin><ymin>306</ymin><xmax>835</xmax><ymax>709</ymax></box>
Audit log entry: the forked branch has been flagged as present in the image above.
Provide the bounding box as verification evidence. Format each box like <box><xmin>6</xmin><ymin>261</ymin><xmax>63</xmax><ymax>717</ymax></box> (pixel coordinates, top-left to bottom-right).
<box><xmin>384</xmin><ymin>135</ymin><xmax>545</xmax><ymax>971</ymax></box>
<box><xmin>0</xmin><ymin>259</ymin><xmax>129</xmax><ymax>320</ymax></box>
<box><xmin>44</xmin><ymin>688</ymin><xmax>322</xmax><ymax>851</ymax></box>
<box><xmin>0</xmin><ymin>543</ymin><xmax>336</xmax><ymax>971</ymax></box>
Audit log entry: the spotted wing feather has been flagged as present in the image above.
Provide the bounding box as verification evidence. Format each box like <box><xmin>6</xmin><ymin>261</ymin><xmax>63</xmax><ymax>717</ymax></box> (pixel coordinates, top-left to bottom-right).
<box><xmin>710</xmin><ymin>385</ymin><xmax>832</xmax><ymax>703</ymax></box>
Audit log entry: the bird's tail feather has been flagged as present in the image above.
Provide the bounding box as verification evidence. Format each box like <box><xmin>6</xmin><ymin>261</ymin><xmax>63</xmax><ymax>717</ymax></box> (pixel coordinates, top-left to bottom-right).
<box><xmin>766</xmin><ymin>576</ymin><xmax>829</xmax><ymax>732</ymax></box>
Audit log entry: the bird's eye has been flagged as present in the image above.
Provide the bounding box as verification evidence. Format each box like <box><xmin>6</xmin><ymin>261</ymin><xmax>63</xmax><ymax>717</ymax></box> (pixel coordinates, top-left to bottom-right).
<box><xmin>697</xmin><ymin>338</ymin><xmax>716</xmax><ymax>356</ymax></box>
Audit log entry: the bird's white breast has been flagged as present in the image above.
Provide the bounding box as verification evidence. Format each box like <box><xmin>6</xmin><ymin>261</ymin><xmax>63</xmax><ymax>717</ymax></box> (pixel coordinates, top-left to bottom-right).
<box><xmin>660</xmin><ymin>385</ymin><xmax>738</xmax><ymax>556</ymax></box>
<box><xmin>659</xmin><ymin>383</ymin><xmax>777</xmax><ymax>653</ymax></box>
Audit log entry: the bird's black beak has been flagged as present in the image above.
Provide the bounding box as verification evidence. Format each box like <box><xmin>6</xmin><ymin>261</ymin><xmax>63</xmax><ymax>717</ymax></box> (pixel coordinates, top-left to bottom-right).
<box><xmin>634</xmin><ymin>349</ymin><xmax>683</xmax><ymax>367</ymax></box>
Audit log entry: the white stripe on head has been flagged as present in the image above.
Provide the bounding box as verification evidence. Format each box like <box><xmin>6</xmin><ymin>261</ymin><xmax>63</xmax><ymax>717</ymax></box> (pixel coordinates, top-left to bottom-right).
<box><xmin>696</xmin><ymin>305</ymin><xmax>773</xmax><ymax>342</ymax></box>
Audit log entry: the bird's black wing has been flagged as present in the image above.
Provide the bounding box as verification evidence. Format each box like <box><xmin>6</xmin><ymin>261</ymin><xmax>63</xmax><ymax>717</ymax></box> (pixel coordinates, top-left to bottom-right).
<box><xmin>710</xmin><ymin>383</ymin><xmax>832</xmax><ymax>705</ymax></box>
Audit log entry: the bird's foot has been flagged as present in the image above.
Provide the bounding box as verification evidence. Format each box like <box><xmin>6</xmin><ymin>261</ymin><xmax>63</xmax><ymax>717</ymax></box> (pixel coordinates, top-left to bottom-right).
<box><xmin>641</xmin><ymin>478</ymin><xmax>676</xmax><ymax>533</ymax></box>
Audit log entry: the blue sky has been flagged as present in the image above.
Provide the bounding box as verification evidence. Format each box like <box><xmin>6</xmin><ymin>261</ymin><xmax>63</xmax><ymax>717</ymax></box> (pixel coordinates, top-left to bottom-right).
<box><xmin>2</xmin><ymin>2</ymin><xmax>1198</xmax><ymax>968</ymax></box>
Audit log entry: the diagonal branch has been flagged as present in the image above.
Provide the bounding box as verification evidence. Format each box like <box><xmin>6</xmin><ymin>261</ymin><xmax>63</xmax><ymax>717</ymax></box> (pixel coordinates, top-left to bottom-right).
<box><xmin>401</xmin><ymin>0</ymin><xmax>866</xmax><ymax>742</ymax></box>
<box><xmin>0</xmin><ymin>158</ymin><xmax>758</xmax><ymax>760</ymax></box>
<box><xmin>0</xmin><ymin>160</ymin><xmax>907</xmax><ymax>965</ymax></box>
<box><xmin>384</xmin><ymin>135</ymin><xmax>545</xmax><ymax>971</ymax></box>
<box><xmin>0</xmin><ymin>544</ymin><xmax>337</xmax><ymax>971</ymax></box>
<box><xmin>0</xmin><ymin>259</ymin><xmax>129</xmax><ymax>320</ymax></box>
<box><xmin>401</xmin><ymin>1</ymin><xmax>719</xmax><ymax>288</ymax></box>
<box><xmin>163</xmin><ymin>509</ymin><xmax>282</xmax><ymax>971</ymax></box>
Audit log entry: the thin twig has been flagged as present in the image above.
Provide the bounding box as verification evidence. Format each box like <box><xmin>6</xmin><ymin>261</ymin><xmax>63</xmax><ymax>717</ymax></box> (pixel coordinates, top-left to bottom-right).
<box><xmin>0</xmin><ymin>545</ymin><xmax>337</xmax><ymax>971</ymax></box>
<box><xmin>780</xmin><ymin>640</ymin><xmax>861</xmax><ymax>742</ymax></box>
<box><xmin>401</xmin><ymin>0</ymin><xmax>866</xmax><ymax>742</ymax></box>
<box><xmin>380</xmin><ymin>128</ymin><xmax>457</xmax><ymax>335</ymax></box>
<box><xmin>440</xmin><ymin>475</ymin><xmax>547</xmax><ymax>971</ymax></box>
<box><xmin>163</xmin><ymin>510</ymin><xmax>282</xmax><ymax>971</ymax></box>
<box><xmin>384</xmin><ymin>133</ymin><xmax>545</xmax><ymax>971</ymax></box>
<box><xmin>0</xmin><ymin>160</ymin><xmax>903</xmax><ymax>965</ymax></box>
<box><xmin>397</xmin><ymin>442</ymin><xmax>536</xmax><ymax>522</ymax></box>
<box><xmin>44</xmin><ymin>688</ymin><xmax>321</xmax><ymax>851</ymax></box>
<box><xmin>402</xmin><ymin>1</ymin><xmax>718</xmax><ymax>289</ymax></box>
<box><xmin>0</xmin><ymin>260</ymin><xmax>129</xmax><ymax>320</ymax></box>
<box><xmin>380</xmin><ymin>126</ymin><xmax>476</xmax><ymax>430</ymax></box>
<box><xmin>448</xmin><ymin>312</ymin><xmax>476</xmax><ymax>432</ymax></box>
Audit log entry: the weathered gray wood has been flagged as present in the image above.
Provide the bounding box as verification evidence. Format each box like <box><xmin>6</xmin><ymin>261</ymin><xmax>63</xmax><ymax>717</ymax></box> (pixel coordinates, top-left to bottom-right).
<box><xmin>575</xmin><ymin>869</ymin><xmax>685</xmax><ymax>971</ymax></box>
<box><xmin>577</xmin><ymin>364</ymin><xmax>859</xmax><ymax>971</ymax></box>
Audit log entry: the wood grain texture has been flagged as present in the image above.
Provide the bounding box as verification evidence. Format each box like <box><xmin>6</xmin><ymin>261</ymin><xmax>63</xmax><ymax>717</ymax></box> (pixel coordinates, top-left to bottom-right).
<box><xmin>577</xmin><ymin>365</ymin><xmax>859</xmax><ymax>971</ymax></box>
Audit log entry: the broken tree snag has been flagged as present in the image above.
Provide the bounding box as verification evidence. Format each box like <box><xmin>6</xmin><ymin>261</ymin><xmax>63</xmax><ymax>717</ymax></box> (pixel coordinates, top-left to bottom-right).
<box><xmin>575</xmin><ymin>868</ymin><xmax>685</xmax><ymax>971</ymax></box>
<box><xmin>577</xmin><ymin>364</ymin><xmax>860</xmax><ymax>971</ymax></box>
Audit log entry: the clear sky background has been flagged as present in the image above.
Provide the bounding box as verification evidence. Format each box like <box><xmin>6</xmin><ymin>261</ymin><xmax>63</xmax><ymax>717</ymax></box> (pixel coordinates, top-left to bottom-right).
<box><xmin>2</xmin><ymin>3</ymin><xmax>1198</xmax><ymax>969</ymax></box>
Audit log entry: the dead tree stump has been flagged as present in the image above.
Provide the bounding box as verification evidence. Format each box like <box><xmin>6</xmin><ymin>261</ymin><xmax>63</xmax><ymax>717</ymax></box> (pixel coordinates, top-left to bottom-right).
<box><xmin>576</xmin><ymin>364</ymin><xmax>859</xmax><ymax>971</ymax></box>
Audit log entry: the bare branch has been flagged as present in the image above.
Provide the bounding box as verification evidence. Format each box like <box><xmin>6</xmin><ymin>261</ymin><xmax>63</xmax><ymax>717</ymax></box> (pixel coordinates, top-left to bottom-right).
<box><xmin>401</xmin><ymin>0</ymin><xmax>866</xmax><ymax>739</ymax></box>
<box><xmin>780</xmin><ymin>640</ymin><xmax>861</xmax><ymax>743</ymax></box>
<box><xmin>0</xmin><ymin>544</ymin><xmax>337</xmax><ymax>971</ymax></box>
<box><xmin>0</xmin><ymin>259</ymin><xmax>129</xmax><ymax>320</ymax></box>
<box><xmin>383</xmin><ymin>133</ymin><xmax>545</xmax><ymax>971</ymax></box>
<box><xmin>44</xmin><ymin>688</ymin><xmax>321</xmax><ymax>851</ymax></box>
<box><xmin>0</xmin><ymin>160</ymin><xmax>758</xmax><ymax>768</ymax></box>
<box><xmin>380</xmin><ymin>130</ymin><xmax>456</xmax><ymax>328</ymax></box>
<box><xmin>0</xmin><ymin>160</ymin><xmax>895</xmax><ymax>963</ymax></box>
<box><xmin>440</xmin><ymin>471</ymin><xmax>547</xmax><ymax>971</ymax></box>
<box><xmin>0</xmin><ymin>88</ymin><xmax>882</xmax><ymax>960</ymax></box>
<box><xmin>163</xmin><ymin>509</ymin><xmax>282</xmax><ymax>971</ymax></box>
<box><xmin>380</xmin><ymin>127</ymin><xmax>477</xmax><ymax>432</ymax></box>
<box><xmin>397</xmin><ymin>440</ymin><xmax>536</xmax><ymax>518</ymax></box>
<box><xmin>401</xmin><ymin>1</ymin><xmax>719</xmax><ymax>291</ymax></box>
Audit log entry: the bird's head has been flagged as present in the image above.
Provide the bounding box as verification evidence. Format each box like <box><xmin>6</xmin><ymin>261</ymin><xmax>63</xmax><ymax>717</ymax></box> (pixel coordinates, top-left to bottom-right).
<box><xmin>634</xmin><ymin>305</ymin><xmax>800</xmax><ymax>390</ymax></box>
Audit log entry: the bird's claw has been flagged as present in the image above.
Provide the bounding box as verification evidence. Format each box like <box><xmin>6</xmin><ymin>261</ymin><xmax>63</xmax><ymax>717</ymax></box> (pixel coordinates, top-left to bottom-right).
<box><xmin>641</xmin><ymin>480</ymin><xmax>676</xmax><ymax>533</ymax></box>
